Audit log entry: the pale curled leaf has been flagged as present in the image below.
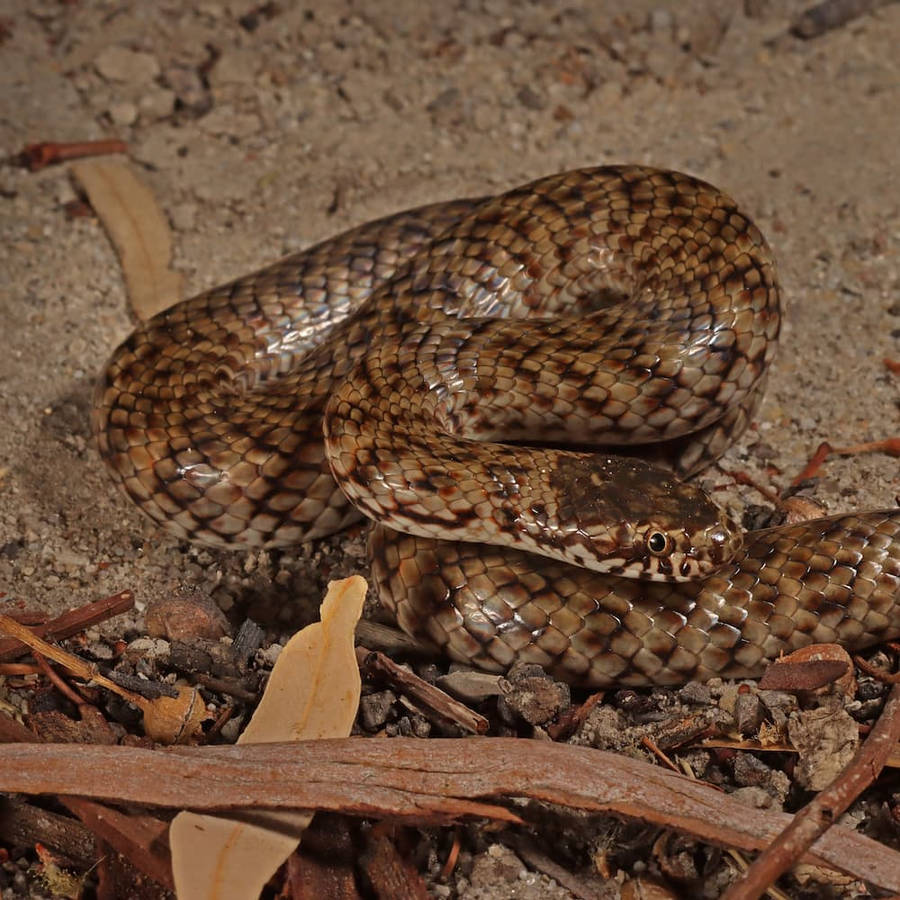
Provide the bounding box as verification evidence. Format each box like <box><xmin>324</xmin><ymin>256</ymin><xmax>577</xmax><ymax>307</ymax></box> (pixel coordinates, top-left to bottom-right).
<box><xmin>71</xmin><ymin>160</ymin><xmax>183</xmax><ymax>320</ymax></box>
<box><xmin>170</xmin><ymin>575</ymin><xmax>367</xmax><ymax>900</ymax></box>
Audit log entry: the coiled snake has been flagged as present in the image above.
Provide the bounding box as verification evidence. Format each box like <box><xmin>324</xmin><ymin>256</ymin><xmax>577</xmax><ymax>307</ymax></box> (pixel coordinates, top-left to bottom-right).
<box><xmin>93</xmin><ymin>166</ymin><xmax>900</xmax><ymax>686</ymax></box>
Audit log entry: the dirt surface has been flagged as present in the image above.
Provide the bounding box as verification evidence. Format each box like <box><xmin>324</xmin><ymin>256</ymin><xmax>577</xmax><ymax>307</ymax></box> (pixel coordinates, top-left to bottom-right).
<box><xmin>1</xmin><ymin>0</ymin><xmax>899</xmax><ymax>897</ymax></box>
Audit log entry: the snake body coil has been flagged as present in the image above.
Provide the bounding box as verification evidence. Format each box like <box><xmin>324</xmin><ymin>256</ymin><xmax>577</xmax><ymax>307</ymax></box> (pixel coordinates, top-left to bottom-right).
<box><xmin>94</xmin><ymin>166</ymin><xmax>900</xmax><ymax>686</ymax></box>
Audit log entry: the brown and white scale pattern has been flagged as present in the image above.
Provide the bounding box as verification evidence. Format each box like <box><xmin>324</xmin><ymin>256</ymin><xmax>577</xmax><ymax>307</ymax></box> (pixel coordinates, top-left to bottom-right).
<box><xmin>94</xmin><ymin>166</ymin><xmax>900</xmax><ymax>686</ymax></box>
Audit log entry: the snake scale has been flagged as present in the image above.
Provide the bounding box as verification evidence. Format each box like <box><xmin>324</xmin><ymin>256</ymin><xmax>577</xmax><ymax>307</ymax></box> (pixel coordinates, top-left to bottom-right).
<box><xmin>93</xmin><ymin>166</ymin><xmax>900</xmax><ymax>686</ymax></box>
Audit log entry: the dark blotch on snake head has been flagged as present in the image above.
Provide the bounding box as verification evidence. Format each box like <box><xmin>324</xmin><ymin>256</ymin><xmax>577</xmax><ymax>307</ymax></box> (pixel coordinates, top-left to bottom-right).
<box><xmin>549</xmin><ymin>454</ymin><xmax>742</xmax><ymax>581</ymax></box>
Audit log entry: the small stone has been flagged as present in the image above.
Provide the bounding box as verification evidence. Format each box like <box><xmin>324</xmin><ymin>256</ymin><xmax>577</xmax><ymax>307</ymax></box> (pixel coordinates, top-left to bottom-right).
<box><xmin>437</xmin><ymin>669</ymin><xmax>503</xmax><ymax>703</ymax></box>
<box><xmin>789</xmin><ymin>705</ymin><xmax>859</xmax><ymax>791</ymax></box>
<box><xmin>498</xmin><ymin>663</ymin><xmax>570</xmax><ymax>726</ymax></box>
<box><xmin>198</xmin><ymin>106</ymin><xmax>262</xmax><ymax>138</ymax></box>
<box><xmin>677</xmin><ymin>681</ymin><xmax>711</xmax><ymax>706</ymax></box>
<box><xmin>208</xmin><ymin>50</ymin><xmax>258</xmax><ymax>87</ymax></box>
<box><xmin>145</xmin><ymin>593</ymin><xmax>230</xmax><ymax>642</ymax></box>
<box><xmin>163</xmin><ymin>66</ymin><xmax>210</xmax><ymax>114</ymax></box>
<box><xmin>219</xmin><ymin>716</ymin><xmax>243</xmax><ymax>743</ymax></box>
<box><xmin>359</xmin><ymin>690</ymin><xmax>396</xmax><ymax>730</ymax></box>
<box><xmin>108</xmin><ymin>101</ymin><xmax>138</xmax><ymax>126</ymax></box>
<box><xmin>649</xmin><ymin>8</ymin><xmax>674</xmax><ymax>33</ymax></box>
<box><xmin>733</xmin><ymin>753</ymin><xmax>791</xmax><ymax>802</ymax></box>
<box><xmin>516</xmin><ymin>85</ymin><xmax>546</xmax><ymax>110</ymax></box>
<box><xmin>55</xmin><ymin>180</ymin><xmax>78</xmax><ymax>206</ymax></box>
<box><xmin>169</xmin><ymin>202</ymin><xmax>198</xmax><ymax>232</ymax></box>
<box><xmin>95</xmin><ymin>46</ymin><xmax>160</xmax><ymax>84</ymax></box>
<box><xmin>258</xmin><ymin>642</ymin><xmax>283</xmax><ymax>667</ymax></box>
<box><xmin>734</xmin><ymin>691</ymin><xmax>764</xmax><ymax>735</ymax></box>
<box><xmin>731</xmin><ymin>785</ymin><xmax>778</xmax><ymax>810</ymax></box>
<box><xmin>124</xmin><ymin>637</ymin><xmax>171</xmax><ymax>663</ymax></box>
<box><xmin>138</xmin><ymin>88</ymin><xmax>176</xmax><ymax>120</ymax></box>
<box><xmin>426</xmin><ymin>87</ymin><xmax>462</xmax><ymax>125</ymax></box>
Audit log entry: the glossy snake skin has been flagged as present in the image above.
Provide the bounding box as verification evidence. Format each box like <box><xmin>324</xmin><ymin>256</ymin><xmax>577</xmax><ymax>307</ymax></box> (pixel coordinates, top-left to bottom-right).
<box><xmin>94</xmin><ymin>166</ymin><xmax>900</xmax><ymax>686</ymax></box>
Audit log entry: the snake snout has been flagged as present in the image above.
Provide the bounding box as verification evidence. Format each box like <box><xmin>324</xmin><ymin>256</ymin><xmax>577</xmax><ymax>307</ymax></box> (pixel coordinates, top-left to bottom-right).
<box><xmin>632</xmin><ymin>510</ymin><xmax>743</xmax><ymax>582</ymax></box>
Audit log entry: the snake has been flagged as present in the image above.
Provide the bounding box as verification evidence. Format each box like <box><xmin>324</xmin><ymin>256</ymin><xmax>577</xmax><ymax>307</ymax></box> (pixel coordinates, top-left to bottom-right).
<box><xmin>93</xmin><ymin>165</ymin><xmax>900</xmax><ymax>687</ymax></box>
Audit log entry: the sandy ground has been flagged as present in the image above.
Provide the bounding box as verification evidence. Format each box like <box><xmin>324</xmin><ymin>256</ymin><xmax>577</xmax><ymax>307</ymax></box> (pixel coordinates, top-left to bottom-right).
<box><xmin>0</xmin><ymin>0</ymin><xmax>899</xmax><ymax>896</ymax></box>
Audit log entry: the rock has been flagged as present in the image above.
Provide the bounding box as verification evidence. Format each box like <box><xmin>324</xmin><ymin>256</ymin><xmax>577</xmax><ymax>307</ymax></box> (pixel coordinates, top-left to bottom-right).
<box><xmin>95</xmin><ymin>46</ymin><xmax>160</xmax><ymax>84</ymax></box>
<box><xmin>497</xmin><ymin>663</ymin><xmax>570</xmax><ymax>726</ymax></box>
<box><xmin>169</xmin><ymin>202</ymin><xmax>198</xmax><ymax>232</ymax></box>
<box><xmin>788</xmin><ymin>705</ymin><xmax>859</xmax><ymax>791</ymax></box>
<box><xmin>197</xmin><ymin>105</ymin><xmax>262</xmax><ymax>138</ymax></box>
<box><xmin>108</xmin><ymin>101</ymin><xmax>138</xmax><ymax>126</ymax></box>
<box><xmin>138</xmin><ymin>88</ymin><xmax>176</xmax><ymax>120</ymax></box>
<box><xmin>208</xmin><ymin>50</ymin><xmax>259</xmax><ymax>87</ymax></box>
<box><xmin>359</xmin><ymin>689</ymin><xmax>396</xmax><ymax>730</ymax></box>
<box><xmin>436</xmin><ymin>669</ymin><xmax>503</xmax><ymax>703</ymax></box>
<box><xmin>516</xmin><ymin>85</ymin><xmax>546</xmax><ymax>110</ymax></box>
<box><xmin>677</xmin><ymin>681</ymin><xmax>712</xmax><ymax>706</ymax></box>
<box><xmin>733</xmin><ymin>691</ymin><xmax>764</xmax><ymax>735</ymax></box>
<box><xmin>144</xmin><ymin>593</ymin><xmax>231</xmax><ymax>642</ymax></box>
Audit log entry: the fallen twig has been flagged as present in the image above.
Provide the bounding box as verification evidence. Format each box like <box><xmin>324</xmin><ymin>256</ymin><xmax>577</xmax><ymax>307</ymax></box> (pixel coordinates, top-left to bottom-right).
<box><xmin>0</xmin><ymin>738</ymin><xmax>899</xmax><ymax>890</ymax></box>
<box><xmin>722</xmin><ymin>683</ymin><xmax>900</xmax><ymax>898</ymax></box>
<box><xmin>11</xmin><ymin>139</ymin><xmax>128</xmax><ymax>171</ymax></box>
<box><xmin>356</xmin><ymin>645</ymin><xmax>489</xmax><ymax>735</ymax></box>
<box><xmin>0</xmin><ymin>797</ymin><xmax>97</xmax><ymax>869</ymax></box>
<box><xmin>791</xmin><ymin>438</ymin><xmax>900</xmax><ymax>485</ymax></box>
<box><xmin>61</xmin><ymin>798</ymin><xmax>173</xmax><ymax>892</ymax></box>
<box><xmin>0</xmin><ymin>590</ymin><xmax>134</xmax><ymax>662</ymax></box>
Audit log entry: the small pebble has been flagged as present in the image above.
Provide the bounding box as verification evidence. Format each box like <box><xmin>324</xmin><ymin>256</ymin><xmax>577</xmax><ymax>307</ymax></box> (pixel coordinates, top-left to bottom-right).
<box><xmin>498</xmin><ymin>663</ymin><xmax>570</xmax><ymax>726</ymax></box>
<box><xmin>359</xmin><ymin>689</ymin><xmax>396</xmax><ymax>730</ymax></box>
<box><xmin>108</xmin><ymin>101</ymin><xmax>138</xmax><ymax>126</ymax></box>
<box><xmin>95</xmin><ymin>46</ymin><xmax>160</xmax><ymax>83</ymax></box>
<box><xmin>733</xmin><ymin>691</ymin><xmax>764</xmax><ymax>735</ymax></box>
<box><xmin>145</xmin><ymin>593</ymin><xmax>231</xmax><ymax>642</ymax></box>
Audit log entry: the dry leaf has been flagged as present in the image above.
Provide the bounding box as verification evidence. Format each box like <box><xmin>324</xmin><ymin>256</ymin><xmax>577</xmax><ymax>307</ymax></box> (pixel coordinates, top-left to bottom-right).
<box><xmin>70</xmin><ymin>160</ymin><xmax>183</xmax><ymax>319</ymax></box>
<box><xmin>169</xmin><ymin>575</ymin><xmax>367</xmax><ymax>900</ymax></box>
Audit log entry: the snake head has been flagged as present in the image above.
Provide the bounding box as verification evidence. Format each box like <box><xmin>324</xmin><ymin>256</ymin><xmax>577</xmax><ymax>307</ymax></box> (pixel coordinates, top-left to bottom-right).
<box><xmin>627</xmin><ymin>516</ymin><xmax>741</xmax><ymax>580</ymax></box>
<box><xmin>548</xmin><ymin>454</ymin><xmax>743</xmax><ymax>582</ymax></box>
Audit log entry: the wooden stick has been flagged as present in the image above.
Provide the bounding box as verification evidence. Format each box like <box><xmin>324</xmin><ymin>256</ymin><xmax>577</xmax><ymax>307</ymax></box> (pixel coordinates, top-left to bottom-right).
<box><xmin>0</xmin><ymin>738</ymin><xmax>898</xmax><ymax>890</ymax></box>
<box><xmin>0</xmin><ymin>591</ymin><xmax>135</xmax><ymax>662</ymax></box>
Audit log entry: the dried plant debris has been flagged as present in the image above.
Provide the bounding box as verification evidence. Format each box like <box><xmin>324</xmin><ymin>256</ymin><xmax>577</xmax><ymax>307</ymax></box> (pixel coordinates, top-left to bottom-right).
<box><xmin>170</xmin><ymin>576</ymin><xmax>366</xmax><ymax>900</ymax></box>
<box><xmin>70</xmin><ymin>160</ymin><xmax>183</xmax><ymax>320</ymax></box>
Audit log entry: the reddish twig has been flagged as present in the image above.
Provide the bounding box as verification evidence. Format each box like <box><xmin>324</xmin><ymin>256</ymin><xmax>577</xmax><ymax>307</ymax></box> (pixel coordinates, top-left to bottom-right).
<box><xmin>855</xmin><ymin>655</ymin><xmax>900</xmax><ymax>684</ymax></box>
<box><xmin>12</xmin><ymin>139</ymin><xmax>128</xmax><ymax>171</ymax></box>
<box><xmin>0</xmin><ymin>590</ymin><xmax>134</xmax><ymax>661</ymax></box>
<box><xmin>439</xmin><ymin>828</ymin><xmax>462</xmax><ymax>880</ymax></box>
<box><xmin>717</xmin><ymin>466</ymin><xmax>785</xmax><ymax>506</ymax></box>
<box><xmin>833</xmin><ymin>437</ymin><xmax>900</xmax><ymax>458</ymax></box>
<box><xmin>722</xmin><ymin>683</ymin><xmax>900</xmax><ymax>899</ymax></box>
<box><xmin>32</xmin><ymin>652</ymin><xmax>92</xmax><ymax>709</ymax></box>
<box><xmin>641</xmin><ymin>735</ymin><xmax>679</xmax><ymax>772</ymax></box>
<box><xmin>0</xmin><ymin>662</ymin><xmax>41</xmax><ymax>676</ymax></box>
<box><xmin>791</xmin><ymin>441</ymin><xmax>833</xmax><ymax>484</ymax></box>
<box><xmin>791</xmin><ymin>438</ymin><xmax>900</xmax><ymax>486</ymax></box>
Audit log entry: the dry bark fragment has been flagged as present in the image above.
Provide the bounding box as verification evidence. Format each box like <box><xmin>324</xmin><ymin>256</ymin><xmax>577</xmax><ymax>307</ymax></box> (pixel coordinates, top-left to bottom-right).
<box><xmin>0</xmin><ymin>738</ymin><xmax>898</xmax><ymax>890</ymax></box>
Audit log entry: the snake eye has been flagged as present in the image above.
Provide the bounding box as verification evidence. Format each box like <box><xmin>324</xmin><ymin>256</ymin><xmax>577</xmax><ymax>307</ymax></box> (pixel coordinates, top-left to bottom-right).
<box><xmin>647</xmin><ymin>531</ymin><xmax>670</xmax><ymax>556</ymax></box>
